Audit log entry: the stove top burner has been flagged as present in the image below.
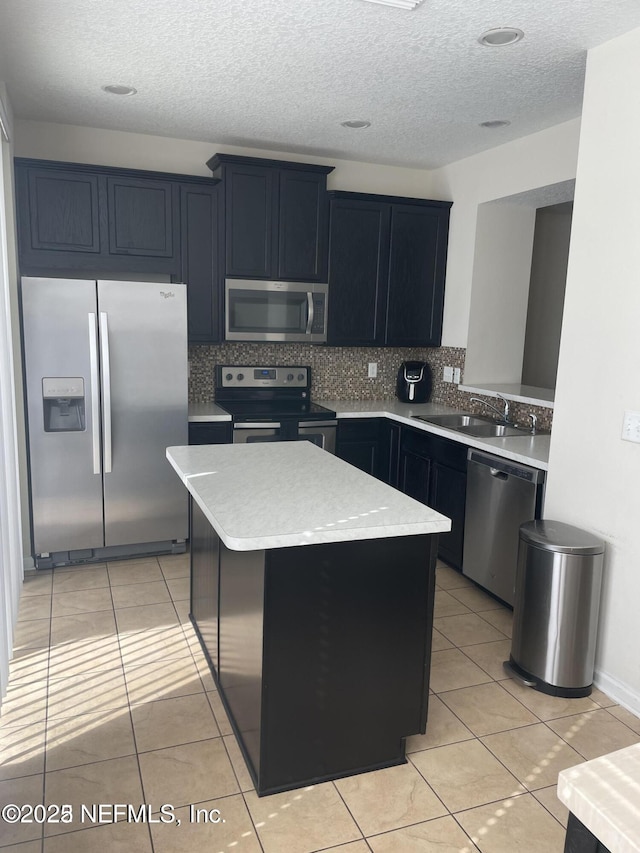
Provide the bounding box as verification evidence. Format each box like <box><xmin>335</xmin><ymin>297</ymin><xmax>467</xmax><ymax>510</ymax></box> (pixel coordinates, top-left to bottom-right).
<box><xmin>217</xmin><ymin>400</ymin><xmax>335</xmax><ymax>422</ymax></box>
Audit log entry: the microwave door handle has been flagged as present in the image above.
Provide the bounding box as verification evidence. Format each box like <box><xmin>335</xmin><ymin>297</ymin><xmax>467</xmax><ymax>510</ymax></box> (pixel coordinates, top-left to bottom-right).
<box><xmin>305</xmin><ymin>292</ymin><xmax>314</xmax><ymax>335</ymax></box>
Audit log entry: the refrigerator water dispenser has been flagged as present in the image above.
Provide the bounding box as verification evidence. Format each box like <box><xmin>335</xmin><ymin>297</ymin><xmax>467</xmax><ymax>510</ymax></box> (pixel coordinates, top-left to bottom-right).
<box><xmin>42</xmin><ymin>377</ymin><xmax>85</xmax><ymax>432</ymax></box>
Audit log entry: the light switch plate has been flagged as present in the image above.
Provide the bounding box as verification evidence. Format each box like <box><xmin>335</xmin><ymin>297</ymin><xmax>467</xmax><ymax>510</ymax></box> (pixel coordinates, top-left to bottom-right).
<box><xmin>453</xmin><ymin>367</ymin><xmax>461</xmax><ymax>384</ymax></box>
<box><xmin>443</xmin><ymin>366</ymin><xmax>454</xmax><ymax>382</ymax></box>
<box><xmin>368</xmin><ymin>362</ymin><xmax>377</xmax><ymax>379</ymax></box>
<box><xmin>622</xmin><ymin>411</ymin><xmax>640</xmax><ymax>443</ymax></box>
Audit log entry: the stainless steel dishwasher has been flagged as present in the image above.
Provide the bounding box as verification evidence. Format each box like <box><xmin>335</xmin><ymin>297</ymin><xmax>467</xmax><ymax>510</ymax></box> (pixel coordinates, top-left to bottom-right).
<box><xmin>463</xmin><ymin>449</ymin><xmax>545</xmax><ymax>606</ymax></box>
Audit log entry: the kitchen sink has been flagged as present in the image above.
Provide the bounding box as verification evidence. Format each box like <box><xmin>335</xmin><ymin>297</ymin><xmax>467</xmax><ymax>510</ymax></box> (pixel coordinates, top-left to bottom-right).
<box><xmin>412</xmin><ymin>413</ymin><xmax>492</xmax><ymax>428</ymax></box>
<box><xmin>455</xmin><ymin>423</ymin><xmax>527</xmax><ymax>438</ymax></box>
<box><xmin>412</xmin><ymin>413</ymin><xmax>550</xmax><ymax>438</ymax></box>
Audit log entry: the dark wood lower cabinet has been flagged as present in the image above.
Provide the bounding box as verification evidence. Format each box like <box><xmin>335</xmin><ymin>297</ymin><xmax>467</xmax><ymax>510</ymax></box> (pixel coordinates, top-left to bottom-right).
<box><xmin>189</xmin><ymin>497</ymin><xmax>437</xmax><ymax>796</ymax></box>
<box><xmin>564</xmin><ymin>813</ymin><xmax>612</xmax><ymax>853</ymax></box>
<box><xmin>398</xmin><ymin>427</ymin><xmax>468</xmax><ymax>570</ymax></box>
<box><xmin>335</xmin><ymin>418</ymin><xmax>390</xmax><ymax>481</ymax></box>
<box><xmin>188</xmin><ymin>422</ymin><xmax>232</xmax><ymax>445</ymax></box>
<box><xmin>336</xmin><ymin>419</ymin><xmax>468</xmax><ymax>569</ymax></box>
<box><xmin>431</xmin><ymin>461</ymin><xmax>466</xmax><ymax>568</ymax></box>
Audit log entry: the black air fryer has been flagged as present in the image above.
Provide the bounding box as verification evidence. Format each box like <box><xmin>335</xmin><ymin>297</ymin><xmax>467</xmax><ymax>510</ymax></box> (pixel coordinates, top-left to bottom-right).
<box><xmin>396</xmin><ymin>361</ymin><xmax>432</xmax><ymax>403</ymax></box>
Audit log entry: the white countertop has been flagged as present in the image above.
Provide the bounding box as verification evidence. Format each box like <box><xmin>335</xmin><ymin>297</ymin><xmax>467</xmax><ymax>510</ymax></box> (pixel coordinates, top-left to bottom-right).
<box><xmin>188</xmin><ymin>399</ymin><xmax>550</xmax><ymax>470</ymax></box>
<box><xmin>457</xmin><ymin>382</ymin><xmax>555</xmax><ymax>409</ymax></box>
<box><xmin>321</xmin><ymin>400</ymin><xmax>551</xmax><ymax>470</ymax></box>
<box><xmin>167</xmin><ymin>441</ymin><xmax>451</xmax><ymax>551</ymax></box>
<box><xmin>558</xmin><ymin>743</ymin><xmax>640</xmax><ymax>853</ymax></box>
<box><xmin>189</xmin><ymin>402</ymin><xmax>232</xmax><ymax>422</ymax></box>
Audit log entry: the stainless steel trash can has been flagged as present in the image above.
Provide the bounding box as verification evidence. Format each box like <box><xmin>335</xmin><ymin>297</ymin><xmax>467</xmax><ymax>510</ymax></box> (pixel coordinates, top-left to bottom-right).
<box><xmin>504</xmin><ymin>520</ymin><xmax>604</xmax><ymax>697</ymax></box>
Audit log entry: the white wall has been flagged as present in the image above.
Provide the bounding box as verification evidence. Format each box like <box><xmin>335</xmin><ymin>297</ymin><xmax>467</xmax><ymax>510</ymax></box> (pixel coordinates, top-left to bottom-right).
<box><xmin>463</xmin><ymin>201</ymin><xmax>535</xmax><ymax>385</ymax></box>
<box><xmin>14</xmin><ymin>120</ymin><xmax>436</xmax><ymax>198</ymax></box>
<box><xmin>430</xmin><ymin>119</ymin><xmax>581</xmax><ymax>348</ymax></box>
<box><xmin>545</xmin><ymin>27</ymin><xmax>640</xmax><ymax>712</ymax></box>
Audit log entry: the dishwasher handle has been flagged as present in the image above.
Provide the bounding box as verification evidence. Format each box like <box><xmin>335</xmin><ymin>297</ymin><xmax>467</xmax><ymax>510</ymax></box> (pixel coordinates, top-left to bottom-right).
<box><xmin>467</xmin><ymin>448</ymin><xmax>545</xmax><ymax>484</ymax></box>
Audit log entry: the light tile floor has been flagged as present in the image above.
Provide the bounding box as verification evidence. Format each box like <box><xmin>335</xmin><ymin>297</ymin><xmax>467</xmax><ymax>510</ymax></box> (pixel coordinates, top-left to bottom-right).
<box><xmin>1</xmin><ymin>556</ymin><xmax>639</xmax><ymax>852</ymax></box>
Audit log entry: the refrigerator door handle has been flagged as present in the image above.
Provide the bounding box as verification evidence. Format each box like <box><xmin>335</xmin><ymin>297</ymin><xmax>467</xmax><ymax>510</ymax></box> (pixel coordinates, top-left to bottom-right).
<box><xmin>99</xmin><ymin>311</ymin><xmax>113</xmax><ymax>474</ymax></box>
<box><xmin>88</xmin><ymin>313</ymin><xmax>101</xmax><ymax>475</ymax></box>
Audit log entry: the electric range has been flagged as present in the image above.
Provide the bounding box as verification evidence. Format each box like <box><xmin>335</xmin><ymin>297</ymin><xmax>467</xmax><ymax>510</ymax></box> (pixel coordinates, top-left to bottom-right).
<box><xmin>215</xmin><ymin>365</ymin><xmax>337</xmax><ymax>453</ymax></box>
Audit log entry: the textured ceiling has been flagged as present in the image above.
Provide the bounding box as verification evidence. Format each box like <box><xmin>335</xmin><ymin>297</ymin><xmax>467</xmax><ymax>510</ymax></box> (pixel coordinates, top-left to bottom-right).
<box><xmin>1</xmin><ymin>0</ymin><xmax>640</xmax><ymax>168</ymax></box>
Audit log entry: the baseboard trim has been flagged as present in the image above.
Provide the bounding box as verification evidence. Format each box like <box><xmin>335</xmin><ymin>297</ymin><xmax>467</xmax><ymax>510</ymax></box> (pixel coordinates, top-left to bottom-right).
<box><xmin>594</xmin><ymin>668</ymin><xmax>640</xmax><ymax>716</ymax></box>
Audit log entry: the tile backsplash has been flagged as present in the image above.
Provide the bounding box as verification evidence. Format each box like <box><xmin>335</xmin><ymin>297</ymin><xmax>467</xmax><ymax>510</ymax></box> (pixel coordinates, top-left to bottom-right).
<box><xmin>189</xmin><ymin>343</ymin><xmax>553</xmax><ymax>430</ymax></box>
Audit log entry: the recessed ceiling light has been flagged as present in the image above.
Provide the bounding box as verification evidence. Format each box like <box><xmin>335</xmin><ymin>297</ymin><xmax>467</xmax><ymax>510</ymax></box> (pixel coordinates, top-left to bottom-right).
<box><xmin>101</xmin><ymin>84</ymin><xmax>137</xmax><ymax>96</ymax></box>
<box><xmin>360</xmin><ymin>0</ymin><xmax>425</xmax><ymax>9</ymax></box>
<box><xmin>480</xmin><ymin>120</ymin><xmax>511</xmax><ymax>129</ymax></box>
<box><xmin>341</xmin><ymin>120</ymin><xmax>371</xmax><ymax>129</ymax></box>
<box><xmin>478</xmin><ymin>27</ymin><xmax>524</xmax><ymax>47</ymax></box>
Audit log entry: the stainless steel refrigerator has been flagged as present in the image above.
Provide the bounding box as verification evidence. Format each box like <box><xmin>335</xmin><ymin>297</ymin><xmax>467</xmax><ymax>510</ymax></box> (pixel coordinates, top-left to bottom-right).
<box><xmin>22</xmin><ymin>277</ymin><xmax>188</xmax><ymax>568</ymax></box>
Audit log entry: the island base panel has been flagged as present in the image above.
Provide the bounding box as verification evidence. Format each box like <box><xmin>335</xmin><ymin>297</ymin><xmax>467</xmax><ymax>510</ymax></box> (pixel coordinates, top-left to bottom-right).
<box><xmin>189</xmin><ymin>494</ymin><xmax>438</xmax><ymax>796</ymax></box>
<box><xmin>564</xmin><ymin>813</ymin><xmax>612</xmax><ymax>853</ymax></box>
<box><xmin>190</xmin><ymin>500</ymin><xmax>220</xmax><ymax>677</ymax></box>
<box><xmin>258</xmin><ymin>534</ymin><xmax>436</xmax><ymax>794</ymax></box>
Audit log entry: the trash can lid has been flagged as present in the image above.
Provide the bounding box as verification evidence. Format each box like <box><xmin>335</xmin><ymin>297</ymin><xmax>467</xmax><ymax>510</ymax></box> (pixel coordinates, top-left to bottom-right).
<box><xmin>520</xmin><ymin>519</ymin><xmax>605</xmax><ymax>555</ymax></box>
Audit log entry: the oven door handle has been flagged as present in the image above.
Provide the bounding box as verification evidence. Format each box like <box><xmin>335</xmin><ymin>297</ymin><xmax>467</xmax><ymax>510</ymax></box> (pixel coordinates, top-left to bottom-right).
<box><xmin>305</xmin><ymin>292</ymin><xmax>314</xmax><ymax>335</ymax></box>
<box><xmin>234</xmin><ymin>422</ymin><xmax>282</xmax><ymax>429</ymax></box>
<box><xmin>298</xmin><ymin>420</ymin><xmax>338</xmax><ymax>429</ymax></box>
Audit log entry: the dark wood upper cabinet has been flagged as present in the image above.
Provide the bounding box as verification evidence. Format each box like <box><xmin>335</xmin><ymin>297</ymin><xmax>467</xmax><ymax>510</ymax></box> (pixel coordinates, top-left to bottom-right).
<box><xmin>14</xmin><ymin>158</ymin><xmax>222</xmax><ymax>343</ymax></box>
<box><xmin>106</xmin><ymin>175</ymin><xmax>176</xmax><ymax>260</ymax></box>
<box><xmin>14</xmin><ymin>159</ymin><xmax>182</xmax><ymax>275</ymax></box>
<box><xmin>16</xmin><ymin>166</ymin><xmax>102</xmax><ymax>263</ymax></box>
<box><xmin>180</xmin><ymin>182</ymin><xmax>222</xmax><ymax>343</ymax></box>
<box><xmin>327</xmin><ymin>198</ymin><xmax>390</xmax><ymax>346</ymax></box>
<box><xmin>278</xmin><ymin>169</ymin><xmax>329</xmax><ymax>281</ymax></box>
<box><xmin>207</xmin><ymin>154</ymin><xmax>333</xmax><ymax>282</ymax></box>
<box><xmin>223</xmin><ymin>162</ymin><xmax>275</xmax><ymax>278</ymax></box>
<box><xmin>327</xmin><ymin>191</ymin><xmax>451</xmax><ymax>347</ymax></box>
<box><xmin>386</xmin><ymin>203</ymin><xmax>448</xmax><ymax>346</ymax></box>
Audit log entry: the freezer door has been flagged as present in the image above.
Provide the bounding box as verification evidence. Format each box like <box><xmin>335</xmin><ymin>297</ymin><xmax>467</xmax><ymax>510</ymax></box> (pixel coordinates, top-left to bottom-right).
<box><xmin>97</xmin><ymin>280</ymin><xmax>188</xmax><ymax>546</ymax></box>
<box><xmin>21</xmin><ymin>277</ymin><xmax>105</xmax><ymax>553</ymax></box>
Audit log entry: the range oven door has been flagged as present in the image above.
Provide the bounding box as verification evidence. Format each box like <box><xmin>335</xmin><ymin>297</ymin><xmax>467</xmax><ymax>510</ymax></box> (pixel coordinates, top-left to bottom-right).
<box><xmin>298</xmin><ymin>420</ymin><xmax>337</xmax><ymax>454</ymax></box>
<box><xmin>233</xmin><ymin>420</ymin><xmax>337</xmax><ymax>454</ymax></box>
<box><xmin>233</xmin><ymin>423</ymin><xmax>281</xmax><ymax>444</ymax></box>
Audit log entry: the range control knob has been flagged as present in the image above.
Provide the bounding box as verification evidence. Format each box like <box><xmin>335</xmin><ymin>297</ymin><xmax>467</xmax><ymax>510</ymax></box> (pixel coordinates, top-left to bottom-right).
<box><xmin>225</xmin><ymin>373</ymin><xmax>233</xmax><ymax>381</ymax></box>
<box><xmin>287</xmin><ymin>373</ymin><xmax>294</xmax><ymax>381</ymax></box>
<box><xmin>237</xmin><ymin>373</ymin><xmax>244</xmax><ymax>381</ymax></box>
<box><xmin>298</xmin><ymin>373</ymin><xmax>305</xmax><ymax>381</ymax></box>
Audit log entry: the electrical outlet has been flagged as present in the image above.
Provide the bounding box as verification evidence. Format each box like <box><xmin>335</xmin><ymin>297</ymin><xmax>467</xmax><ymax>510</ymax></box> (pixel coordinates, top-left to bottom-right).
<box><xmin>622</xmin><ymin>411</ymin><xmax>640</xmax><ymax>443</ymax></box>
<box><xmin>368</xmin><ymin>362</ymin><xmax>377</xmax><ymax>379</ymax></box>
<box><xmin>443</xmin><ymin>366</ymin><xmax>454</xmax><ymax>382</ymax></box>
<box><xmin>453</xmin><ymin>367</ymin><xmax>461</xmax><ymax>384</ymax></box>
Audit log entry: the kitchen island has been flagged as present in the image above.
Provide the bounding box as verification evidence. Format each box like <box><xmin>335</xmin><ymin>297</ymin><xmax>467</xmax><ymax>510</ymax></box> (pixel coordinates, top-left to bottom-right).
<box><xmin>167</xmin><ymin>441</ymin><xmax>450</xmax><ymax>796</ymax></box>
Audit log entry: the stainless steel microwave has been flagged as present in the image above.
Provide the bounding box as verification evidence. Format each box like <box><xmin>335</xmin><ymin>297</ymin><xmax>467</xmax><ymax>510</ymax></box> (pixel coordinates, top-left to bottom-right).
<box><xmin>225</xmin><ymin>279</ymin><xmax>328</xmax><ymax>343</ymax></box>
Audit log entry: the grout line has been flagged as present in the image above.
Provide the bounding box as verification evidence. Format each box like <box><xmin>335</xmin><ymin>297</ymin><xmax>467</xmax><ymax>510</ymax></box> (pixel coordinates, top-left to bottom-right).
<box><xmin>107</xmin><ymin>567</ymin><xmax>156</xmax><ymax>853</ymax></box>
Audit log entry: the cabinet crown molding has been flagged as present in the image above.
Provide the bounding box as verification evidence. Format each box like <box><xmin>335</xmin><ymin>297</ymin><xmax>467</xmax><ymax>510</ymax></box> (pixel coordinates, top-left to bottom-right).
<box><xmin>206</xmin><ymin>152</ymin><xmax>334</xmax><ymax>177</ymax></box>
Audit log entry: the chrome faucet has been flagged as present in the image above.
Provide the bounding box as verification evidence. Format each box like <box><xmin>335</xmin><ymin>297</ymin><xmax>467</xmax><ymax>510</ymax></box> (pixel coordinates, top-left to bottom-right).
<box><xmin>470</xmin><ymin>394</ymin><xmax>512</xmax><ymax>424</ymax></box>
